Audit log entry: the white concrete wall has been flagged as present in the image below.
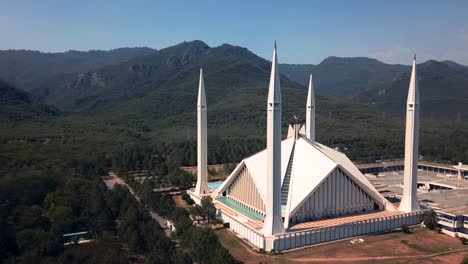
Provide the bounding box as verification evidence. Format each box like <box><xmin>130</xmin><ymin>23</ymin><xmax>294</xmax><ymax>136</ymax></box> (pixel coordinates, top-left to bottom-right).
<box><xmin>187</xmin><ymin>190</ymin><xmax>202</xmax><ymax>205</ymax></box>
<box><xmin>274</xmin><ymin>211</ymin><xmax>424</xmax><ymax>251</ymax></box>
<box><xmin>293</xmin><ymin>168</ymin><xmax>376</xmax><ymax>222</ymax></box>
<box><xmin>227</xmin><ymin>166</ymin><xmax>265</xmax><ymax>212</ymax></box>
<box><xmin>219</xmin><ymin>211</ymin><xmax>265</xmax><ymax>249</ymax></box>
<box><xmin>219</xmin><ymin>208</ymin><xmax>424</xmax><ymax>252</ymax></box>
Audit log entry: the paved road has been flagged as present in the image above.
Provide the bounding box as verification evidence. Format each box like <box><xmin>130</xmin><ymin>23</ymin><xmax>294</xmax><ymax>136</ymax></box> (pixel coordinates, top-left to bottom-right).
<box><xmin>102</xmin><ymin>171</ymin><xmax>172</xmax><ymax>237</ymax></box>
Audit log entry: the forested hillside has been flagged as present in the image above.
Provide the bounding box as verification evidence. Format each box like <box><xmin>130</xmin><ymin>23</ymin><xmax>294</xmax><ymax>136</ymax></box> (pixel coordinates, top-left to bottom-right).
<box><xmin>280</xmin><ymin>57</ymin><xmax>407</xmax><ymax>98</ymax></box>
<box><xmin>355</xmin><ymin>60</ymin><xmax>468</xmax><ymax>120</ymax></box>
<box><xmin>0</xmin><ymin>47</ymin><xmax>156</xmax><ymax>92</ymax></box>
<box><xmin>0</xmin><ymin>79</ymin><xmax>60</xmax><ymax>122</ymax></box>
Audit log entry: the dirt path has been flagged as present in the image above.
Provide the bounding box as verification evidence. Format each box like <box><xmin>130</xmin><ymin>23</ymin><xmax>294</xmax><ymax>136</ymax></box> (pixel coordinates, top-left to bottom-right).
<box><xmin>102</xmin><ymin>171</ymin><xmax>172</xmax><ymax>237</ymax></box>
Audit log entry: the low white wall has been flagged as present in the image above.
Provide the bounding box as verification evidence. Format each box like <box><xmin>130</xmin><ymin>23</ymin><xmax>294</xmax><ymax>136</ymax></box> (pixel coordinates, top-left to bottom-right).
<box><xmin>219</xmin><ymin>211</ymin><xmax>265</xmax><ymax>249</ymax></box>
<box><xmin>218</xmin><ymin>209</ymin><xmax>425</xmax><ymax>252</ymax></box>
<box><xmin>440</xmin><ymin>229</ymin><xmax>468</xmax><ymax>239</ymax></box>
<box><xmin>187</xmin><ymin>190</ymin><xmax>202</xmax><ymax>205</ymax></box>
<box><xmin>274</xmin><ymin>211</ymin><xmax>425</xmax><ymax>251</ymax></box>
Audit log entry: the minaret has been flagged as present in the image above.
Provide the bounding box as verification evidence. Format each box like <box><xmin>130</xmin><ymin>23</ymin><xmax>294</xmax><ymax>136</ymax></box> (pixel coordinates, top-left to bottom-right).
<box><xmin>306</xmin><ymin>74</ymin><xmax>316</xmax><ymax>141</ymax></box>
<box><xmin>399</xmin><ymin>56</ymin><xmax>420</xmax><ymax>213</ymax></box>
<box><xmin>195</xmin><ymin>68</ymin><xmax>209</xmax><ymax>195</ymax></box>
<box><xmin>262</xmin><ymin>42</ymin><xmax>285</xmax><ymax>236</ymax></box>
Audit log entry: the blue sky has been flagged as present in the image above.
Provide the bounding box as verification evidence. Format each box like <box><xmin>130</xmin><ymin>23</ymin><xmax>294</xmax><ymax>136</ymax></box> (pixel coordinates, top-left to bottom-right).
<box><xmin>1</xmin><ymin>0</ymin><xmax>467</xmax><ymax>64</ymax></box>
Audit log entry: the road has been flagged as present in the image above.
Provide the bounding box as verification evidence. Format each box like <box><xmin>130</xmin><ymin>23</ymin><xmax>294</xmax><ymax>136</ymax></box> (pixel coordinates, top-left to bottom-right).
<box><xmin>102</xmin><ymin>171</ymin><xmax>172</xmax><ymax>237</ymax></box>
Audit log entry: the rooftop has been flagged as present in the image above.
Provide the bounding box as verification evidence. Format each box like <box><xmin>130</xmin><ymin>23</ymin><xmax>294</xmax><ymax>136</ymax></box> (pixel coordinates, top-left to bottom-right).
<box><xmin>366</xmin><ymin>170</ymin><xmax>468</xmax><ymax>214</ymax></box>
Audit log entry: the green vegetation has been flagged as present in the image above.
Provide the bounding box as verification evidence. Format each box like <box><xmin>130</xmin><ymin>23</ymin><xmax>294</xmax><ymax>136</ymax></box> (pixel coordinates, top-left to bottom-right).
<box><xmin>181</xmin><ymin>191</ymin><xmax>195</xmax><ymax>205</ymax></box>
<box><xmin>356</xmin><ymin>60</ymin><xmax>468</xmax><ymax>119</ymax></box>
<box><xmin>0</xmin><ymin>48</ymin><xmax>156</xmax><ymax>92</ymax></box>
<box><xmin>401</xmin><ymin>225</ymin><xmax>411</xmax><ymax>234</ymax></box>
<box><xmin>423</xmin><ymin>210</ymin><xmax>439</xmax><ymax>231</ymax></box>
<box><xmin>2</xmin><ymin>40</ymin><xmax>468</xmax><ymax>263</ymax></box>
<box><xmin>460</xmin><ymin>237</ymin><xmax>468</xmax><ymax>245</ymax></box>
<box><xmin>127</xmin><ymin>171</ymin><xmax>239</xmax><ymax>263</ymax></box>
<box><xmin>281</xmin><ymin>57</ymin><xmax>408</xmax><ymax>98</ymax></box>
<box><xmin>0</xmin><ymin>150</ymin><xmax>119</xmax><ymax>263</ymax></box>
<box><xmin>189</xmin><ymin>197</ymin><xmax>218</xmax><ymax>226</ymax></box>
<box><xmin>0</xmin><ymin>79</ymin><xmax>60</xmax><ymax>122</ymax></box>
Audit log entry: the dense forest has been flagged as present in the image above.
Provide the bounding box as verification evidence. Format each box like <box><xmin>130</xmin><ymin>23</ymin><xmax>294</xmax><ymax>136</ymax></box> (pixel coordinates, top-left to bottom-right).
<box><xmin>0</xmin><ymin>136</ymin><xmax>240</xmax><ymax>263</ymax></box>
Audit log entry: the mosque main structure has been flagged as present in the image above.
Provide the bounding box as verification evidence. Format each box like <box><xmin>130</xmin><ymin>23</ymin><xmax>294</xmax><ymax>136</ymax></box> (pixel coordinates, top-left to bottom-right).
<box><xmin>188</xmin><ymin>44</ymin><xmax>424</xmax><ymax>252</ymax></box>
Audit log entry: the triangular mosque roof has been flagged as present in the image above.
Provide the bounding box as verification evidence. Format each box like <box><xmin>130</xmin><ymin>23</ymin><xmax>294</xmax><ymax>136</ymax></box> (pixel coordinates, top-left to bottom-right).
<box><xmin>234</xmin><ymin>134</ymin><xmax>392</xmax><ymax>214</ymax></box>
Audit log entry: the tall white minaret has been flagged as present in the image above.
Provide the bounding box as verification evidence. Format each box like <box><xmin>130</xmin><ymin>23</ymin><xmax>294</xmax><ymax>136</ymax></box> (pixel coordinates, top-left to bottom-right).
<box><xmin>399</xmin><ymin>56</ymin><xmax>420</xmax><ymax>213</ymax></box>
<box><xmin>262</xmin><ymin>43</ymin><xmax>285</xmax><ymax>236</ymax></box>
<box><xmin>306</xmin><ymin>74</ymin><xmax>316</xmax><ymax>141</ymax></box>
<box><xmin>195</xmin><ymin>68</ymin><xmax>209</xmax><ymax>195</ymax></box>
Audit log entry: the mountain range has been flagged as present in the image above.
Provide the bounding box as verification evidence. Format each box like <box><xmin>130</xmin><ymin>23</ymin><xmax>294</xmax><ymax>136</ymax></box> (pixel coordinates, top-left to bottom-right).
<box><xmin>281</xmin><ymin>57</ymin><xmax>468</xmax><ymax>119</ymax></box>
<box><xmin>1</xmin><ymin>40</ymin><xmax>468</xmax><ymax>131</ymax></box>
<box><xmin>0</xmin><ymin>47</ymin><xmax>156</xmax><ymax>93</ymax></box>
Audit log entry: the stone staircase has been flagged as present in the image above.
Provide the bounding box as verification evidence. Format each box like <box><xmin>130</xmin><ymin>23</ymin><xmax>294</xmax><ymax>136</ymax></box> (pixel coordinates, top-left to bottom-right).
<box><xmin>281</xmin><ymin>143</ymin><xmax>296</xmax><ymax>205</ymax></box>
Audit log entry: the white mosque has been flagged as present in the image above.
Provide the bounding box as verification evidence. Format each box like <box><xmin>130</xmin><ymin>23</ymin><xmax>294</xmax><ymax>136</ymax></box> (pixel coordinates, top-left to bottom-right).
<box><xmin>188</xmin><ymin>44</ymin><xmax>424</xmax><ymax>252</ymax></box>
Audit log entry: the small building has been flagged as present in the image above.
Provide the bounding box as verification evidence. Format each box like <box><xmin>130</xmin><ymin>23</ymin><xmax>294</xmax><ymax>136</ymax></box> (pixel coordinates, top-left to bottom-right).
<box><xmin>62</xmin><ymin>231</ymin><xmax>95</xmax><ymax>246</ymax></box>
<box><xmin>435</xmin><ymin>205</ymin><xmax>468</xmax><ymax>238</ymax></box>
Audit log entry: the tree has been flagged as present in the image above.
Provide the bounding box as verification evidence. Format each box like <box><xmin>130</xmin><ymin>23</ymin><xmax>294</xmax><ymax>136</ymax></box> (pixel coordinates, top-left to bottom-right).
<box><xmin>128</xmin><ymin>231</ymin><xmax>144</xmax><ymax>254</ymax></box>
<box><xmin>170</xmin><ymin>208</ymin><xmax>193</xmax><ymax>236</ymax></box>
<box><xmin>181</xmin><ymin>228</ymin><xmax>239</xmax><ymax>264</ymax></box>
<box><xmin>189</xmin><ymin>205</ymin><xmax>203</xmax><ymax>224</ymax></box>
<box><xmin>401</xmin><ymin>225</ymin><xmax>411</xmax><ymax>234</ymax></box>
<box><xmin>423</xmin><ymin>210</ymin><xmax>439</xmax><ymax>231</ymax></box>
<box><xmin>201</xmin><ymin>197</ymin><xmax>217</xmax><ymax>224</ymax></box>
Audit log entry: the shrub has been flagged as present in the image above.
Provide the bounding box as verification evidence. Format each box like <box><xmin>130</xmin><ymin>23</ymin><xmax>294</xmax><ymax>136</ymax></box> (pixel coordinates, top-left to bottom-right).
<box><xmin>181</xmin><ymin>191</ymin><xmax>190</xmax><ymax>201</ymax></box>
<box><xmin>401</xmin><ymin>225</ymin><xmax>411</xmax><ymax>234</ymax></box>
<box><xmin>460</xmin><ymin>237</ymin><xmax>468</xmax><ymax>245</ymax></box>
<box><xmin>186</xmin><ymin>197</ymin><xmax>195</xmax><ymax>205</ymax></box>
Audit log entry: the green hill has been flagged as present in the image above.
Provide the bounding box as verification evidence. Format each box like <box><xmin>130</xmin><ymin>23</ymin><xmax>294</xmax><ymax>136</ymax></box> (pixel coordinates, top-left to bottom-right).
<box><xmin>280</xmin><ymin>57</ymin><xmax>407</xmax><ymax>98</ymax></box>
<box><xmin>0</xmin><ymin>80</ymin><xmax>60</xmax><ymax>122</ymax></box>
<box><xmin>30</xmin><ymin>41</ymin><xmax>395</xmax><ymax>142</ymax></box>
<box><xmin>355</xmin><ymin>60</ymin><xmax>468</xmax><ymax>120</ymax></box>
<box><xmin>1</xmin><ymin>41</ymin><xmax>468</xmax><ymax>165</ymax></box>
<box><xmin>0</xmin><ymin>47</ymin><xmax>156</xmax><ymax>92</ymax></box>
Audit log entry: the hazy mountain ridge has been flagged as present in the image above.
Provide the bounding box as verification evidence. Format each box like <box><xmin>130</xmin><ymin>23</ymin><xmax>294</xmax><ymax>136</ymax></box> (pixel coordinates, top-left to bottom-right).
<box><xmin>0</xmin><ymin>47</ymin><xmax>157</xmax><ymax>92</ymax></box>
<box><xmin>23</xmin><ymin>41</ymin><xmax>388</xmax><ymax>143</ymax></box>
<box><xmin>281</xmin><ymin>57</ymin><xmax>408</xmax><ymax>98</ymax></box>
<box><xmin>280</xmin><ymin>57</ymin><xmax>468</xmax><ymax>100</ymax></box>
<box><xmin>3</xmin><ymin>40</ymin><xmax>468</xmax><ymax>124</ymax></box>
<box><xmin>355</xmin><ymin>60</ymin><xmax>468</xmax><ymax>119</ymax></box>
<box><xmin>0</xmin><ymin>79</ymin><xmax>60</xmax><ymax>122</ymax></box>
